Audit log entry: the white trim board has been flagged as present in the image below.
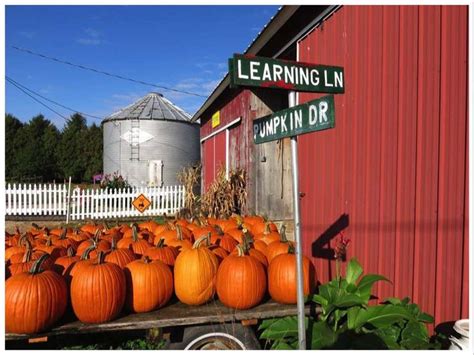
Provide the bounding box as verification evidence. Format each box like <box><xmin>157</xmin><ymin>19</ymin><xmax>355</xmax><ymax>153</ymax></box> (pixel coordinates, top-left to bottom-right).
<box><xmin>200</xmin><ymin>117</ymin><xmax>241</xmax><ymax>143</ymax></box>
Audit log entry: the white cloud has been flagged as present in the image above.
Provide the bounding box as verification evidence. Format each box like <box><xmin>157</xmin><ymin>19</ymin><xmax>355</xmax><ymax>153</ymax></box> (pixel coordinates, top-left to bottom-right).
<box><xmin>76</xmin><ymin>27</ymin><xmax>104</xmax><ymax>46</ymax></box>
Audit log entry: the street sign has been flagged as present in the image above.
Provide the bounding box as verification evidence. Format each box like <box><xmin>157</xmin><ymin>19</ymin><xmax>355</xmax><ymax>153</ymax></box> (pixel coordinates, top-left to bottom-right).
<box><xmin>132</xmin><ymin>193</ymin><xmax>151</xmax><ymax>213</ymax></box>
<box><xmin>229</xmin><ymin>54</ymin><xmax>344</xmax><ymax>93</ymax></box>
<box><xmin>253</xmin><ymin>95</ymin><xmax>335</xmax><ymax>144</ymax></box>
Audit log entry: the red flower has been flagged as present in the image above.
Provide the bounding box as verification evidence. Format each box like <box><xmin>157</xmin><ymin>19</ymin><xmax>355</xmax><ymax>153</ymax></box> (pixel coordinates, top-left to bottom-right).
<box><xmin>334</xmin><ymin>231</ymin><xmax>350</xmax><ymax>260</ymax></box>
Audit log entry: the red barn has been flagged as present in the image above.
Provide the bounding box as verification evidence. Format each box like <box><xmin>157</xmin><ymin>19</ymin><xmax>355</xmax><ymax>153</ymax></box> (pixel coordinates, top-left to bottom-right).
<box><xmin>192</xmin><ymin>5</ymin><xmax>469</xmax><ymax>328</ymax></box>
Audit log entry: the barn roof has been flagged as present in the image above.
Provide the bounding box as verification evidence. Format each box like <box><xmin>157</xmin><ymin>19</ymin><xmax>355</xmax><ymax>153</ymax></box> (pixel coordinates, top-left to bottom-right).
<box><xmin>103</xmin><ymin>92</ymin><xmax>193</xmax><ymax>123</ymax></box>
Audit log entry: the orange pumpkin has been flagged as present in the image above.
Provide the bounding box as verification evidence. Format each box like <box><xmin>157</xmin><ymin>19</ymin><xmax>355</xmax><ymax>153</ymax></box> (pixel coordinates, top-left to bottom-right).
<box><xmin>174</xmin><ymin>235</ymin><xmax>219</xmax><ymax>305</ymax></box>
<box><xmin>251</xmin><ymin>221</ymin><xmax>278</xmax><ymax>237</ymax></box>
<box><xmin>5</xmin><ymin>234</ymin><xmax>29</xmax><ymax>261</ymax></box>
<box><xmin>67</xmin><ymin>228</ymin><xmax>92</xmax><ymax>243</ymax></box>
<box><xmin>158</xmin><ymin>225</ymin><xmax>193</xmax><ymax>251</ymax></box>
<box><xmin>105</xmin><ymin>237</ymin><xmax>137</xmax><ymax>269</ymax></box>
<box><xmin>53</xmin><ymin>246</ymin><xmax>80</xmax><ymax>275</ymax></box>
<box><xmin>216</xmin><ymin>245</ymin><xmax>266</xmax><ymax>309</ymax></box>
<box><xmin>51</xmin><ymin>228</ymin><xmax>79</xmax><ymax>251</ymax></box>
<box><xmin>255</xmin><ymin>223</ymin><xmax>280</xmax><ymax>245</ymax></box>
<box><xmin>143</xmin><ymin>239</ymin><xmax>178</xmax><ymax>267</ymax></box>
<box><xmin>6</xmin><ymin>254</ymin><xmax>68</xmax><ymax>334</ymax></box>
<box><xmin>266</xmin><ymin>225</ymin><xmax>294</xmax><ymax>263</ymax></box>
<box><xmin>76</xmin><ymin>230</ymin><xmax>111</xmax><ymax>258</ymax></box>
<box><xmin>35</xmin><ymin>237</ymin><xmax>67</xmax><ymax>261</ymax></box>
<box><xmin>117</xmin><ymin>224</ymin><xmax>151</xmax><ymax>256</ymax></box>
<box><xmin>7</xmin><ymin>248</ymin><xmax>53</xmax><ymax>278</ymax></box>
<box><xmin>124</xmin><ymin>257</ymin><xmax>173</xmax><ymax>313</ymax></box>
<box><xmin>209</xmin><ymin>245</ymin><xmax>229</xmax><ymax>263</ymax></box>
<box><xmin>71</xmin><ymin>251</ymin><xmax>126</xmax><ymax>324</ymax></box>
<box><xmin>268</xmin><ymin>246</ymin><xmax>314</xmax><ymax>304</ymax></box>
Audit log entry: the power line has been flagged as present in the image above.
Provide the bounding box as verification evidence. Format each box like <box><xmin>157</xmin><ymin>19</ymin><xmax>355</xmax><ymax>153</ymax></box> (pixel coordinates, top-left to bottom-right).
<box><xmin>11</xmin><ymin>45</ymin><xmax>208</xmax><ymax>98</ymax></box>
<box><xmin>6</xmin><ymin>76</ymin><xmax>103</xmax><ymax>120</ymax></box>
<box><xmin>6</xmin><ymin>78</ymin><xmax>69</xmax><ymax>121</ymax></box>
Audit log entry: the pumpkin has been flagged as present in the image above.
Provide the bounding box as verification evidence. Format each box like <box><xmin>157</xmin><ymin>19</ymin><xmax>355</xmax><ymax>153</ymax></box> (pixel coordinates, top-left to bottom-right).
<box><xmin>6</xmin><ymin>254</ymin><xmax>68</xmax><ymax>334</ymax></box>
<box><xmin>53</xmin><ymin>246</ymin><xmax>80</xmax><ymax>275</ymax></box>
<box><xmin>254</xmin><ymin>223</ymin><xmax>280</xmax><ymax>245</ymax></box>
<box><xmin>216</xmin><ymin>245</ymin><xmax>266</xmax><ymax>309</ymax></box>
<box><xmin>243</xmin><ymin>215</ymin><xmax>265</xmax><ymax>226</ymax></box>
<box><xmin>105</xmin><ymin>236</ymin><xmax>137</xmax><ymax>269</ymax></box>
<box><xmin>7</xmin><ymin>248</ymin><xmax>53</xmax><ymax>277</ymax></box>
<box><xmin>5</xmin><ymin>234</ymin><xmax>29</xmax><ymax>261</ymax></box>
<box><xmin>76</xmin><ymin>230</ymin><xmax>111</xmax><ymax>258</ymax></box>
<box><xmin>81</xmin><ymin>222</ymin><xmax>103</xmax><ymax>235</ymax></box>
<box><xmin>174</xmin><ymin>235</ymin><xmax>219</xmax><ymax>305</ymax></box>
<box><xmin>152</xmin><ymin>222</ymin><xmax>173</xmax><ymax>237</ymax></box>
<box><xmin>67</xmin><ymin>228</ymin><xmax>92</xmax><ymax>243</ymax></box>
<box><xmin>34</xmin><ymin>237</ymin><xmax>67</xmax><ymax>261</ymax></box>
<box><xmin>253</xmin><ymin>239</ymin><xmax>269</xmax><ymax>258</ymax></box>
<box><xmin>158</xmin><ymin>225</ymin><xmax>193</xmax><ymax>251</ymax></box>
<box><xmin>117</xmin><ymin>224</ymin><xmax>151</xmax><ymax>256</ymax></box>
<box><xmin>122</xmin><ymin>223</ymin><xmax>152</xmax><ymax>241</ymax></box>
<box><xmin>65</xmin><ymin>245</ymin><xmax>97</xmax><ymax>284</ymax></box>
<box><xmin>226</xmin><ymin>227</ymin><xmax>245</xmax><ymax>244</ymax></box>
<box><xmin>209</xmin><ymin>245</ymin><xmax>229</xmax><ymax>263</ymax></box>
<box><xmin>143</xmin><ymin>238</ymin><xmax>178</xmax><ymax>266</ymax></box>
<box><xmin>51</xmin><ymin>228</ymin><xmax>79</xmax><ymax>250</ymax></box>
<box><xmin>266</xmin><ymin>225</ymin><xmax>294</xmax><ymax>263</ymax></box>
<box><xmin>138</xmin><ymin>220</ymin><xmax>159</xmax><ymax>233</ymax></box>
<box><xmin>230</xmin><ymin>234</ymin><xmax>268</xmax><ymax>267</ymax></box>
<box><xmin>268</xmin><ymin>246</ymin><xmax>314</xmax><ymax>304</ymax></box>
<box><xmin>214</xmin><ymin>234</ymin><xmax>238</xmax><ymax>253</ymax></box>
<box><xmin>251</xmin><ymin>220</ymin><xmax>278</xmax><ymax>237</ymax></box>
<box><xmin>8</xmin><ymin>239</ymin><xmax>38</xmax><ymax>264</ymax></box>
<box><xmin>70</xmin><ymin>251</ymin><xmax>126</xmax><ymax>324</ymax></box>
<box><xmin>124</xmin><ymin>257</ymin><xmax>173</xmax><ymax>313</ymax></box>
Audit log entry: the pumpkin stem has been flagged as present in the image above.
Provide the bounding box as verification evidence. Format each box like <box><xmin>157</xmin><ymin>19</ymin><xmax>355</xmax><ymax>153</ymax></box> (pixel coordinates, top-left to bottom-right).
<box><xmin>29</xmin><ymin>253</ymin><xmax>50</xmax><ymax>274</ymax></box>
<box><xmin>45</xmin><ymin>236</ymin><xmax>53</xmax><ymax>247</ymax></box>
<box><xmin>22</xmin><ymin>247</ymin><xmax>33</xmax><ymax>263</ymax></box>
<box><xmin>31</xmin><ymin>222</ymin><xmax>41</xmax><ymax>230</ymax></box>
<box><xmin>132</xmin><ymin>223</ymin><xmax>139</xmax><ymax>242</ymax></box>
<box><xmin>66</xmin><ymin>246</ymin><xmax>75</xmax><ymax>257</ymax></box>
<box><xmin>176</xmin><ymin>224</ymin><xmax>183</xmax><ymax>241</ymax></box>
<box><xmin>288</xmin><ymin>244</ymin><xmax>296</xmax><ymax>254</ymax></box>
<box><xmin>236</xmin><ymin>244</ymin><xmax>247</xmax><ymax>257</ymax></box>
<box><xmin>19</xmin><ymin>233</ymin><xmax>29</xmax><ymax>247</ymax></box>
<box><xmin>279</xmin><ymin>225</ymin><xmax>288</xmax><ymax>242</ymax></box>
<box><xmin>60</xmin><ymin>228</ymin><xmax>67</xmax><ymax>240</ymax></box>
<box><xmin>214</xmin><ymin>225</ymin><xmax>224</xmax><ymax>235</ymax></box>
<box><xmin>96</xmin><ymin>251</ymin><xmax>106</xmax><ymax>265</ymax></box>
<box><xmin>93</xmin><ymin>228</ymin><xmax>101</xmax><ymax>242</ymax></box>
<box><xmin>81</xmin><ymin>245</ymin><xmax>96</xmax><ymax>260</ymax></box>
<box><xmin>193</xmin><ymin>233</ymin><xmax>210</xmax><ymax>249</ymax></box>
<box><xmin>156</xmin><ymin>238</ymin><xmax>165</xmax><ymax>248</ymax></box>
<box><xmin>264</xmin><ymin>222</ymin><xmax>271</xmax><ymax>235</ymax></box>
<box><xmin>143</xmin><ymin>256</ymin><xmax>151</xmax><ymax>264</ymax></box>
<box><xmin>111</xmin><ymin>236</ymin><xmax>117</xmax><ymax>250</ymax></box>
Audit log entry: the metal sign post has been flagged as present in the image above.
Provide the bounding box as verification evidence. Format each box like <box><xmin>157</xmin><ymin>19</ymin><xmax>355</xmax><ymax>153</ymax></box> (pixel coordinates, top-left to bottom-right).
<box><xmin>289</xmin><ymin>91</ymin><xmax>306</xmax><ymax>350</ymax></box>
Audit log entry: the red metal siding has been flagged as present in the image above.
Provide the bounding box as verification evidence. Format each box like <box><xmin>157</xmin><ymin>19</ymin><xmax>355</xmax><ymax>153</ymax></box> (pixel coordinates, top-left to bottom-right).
<box><xmin>298</xmin><ymin>4</ymin><xmax>468</xmax><ymax>327</ymax></box>
<box><xmin>200</xmin><ymin>91</ymin><xmax>255</xmax><ymax>209</ymax></box>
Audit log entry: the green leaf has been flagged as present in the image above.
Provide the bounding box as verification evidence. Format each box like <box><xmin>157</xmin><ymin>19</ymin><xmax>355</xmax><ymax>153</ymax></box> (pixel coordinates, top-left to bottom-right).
<box><xmin>260</xmin><ymin>316</ymin><xmax>307</xmax><ymax>340</ymax></box>
<box><xmin>347</xmin><ymin>306</ymin><xmax>362</xmax><ymax>330</ymax></box>
<box><xmin>259</xmin><ymin>318</ymin><xmax>279</xmax><ymax>330</ymax></box>
<box><xmin>356</xmin><ymin>274</ymin><xmax>390</xmax><ymax>300</ymax></box>
<box><xmin>333</xmin><ymin>294</ymin><xmax>366</xmax><ymax>308</ymax></box>
<box><xmin>312</xmin><ymin>294</ymin><xmax>328</xmax><ymax>307</ymax></box>
<box><xmin>417</xmin><ymin>312</ymin><xmax>434</xmax><ymax>323</ymax></box>
<box><xmin>310</xmin><ymin>321</ymin><xmax>338</xmax><ymax>349</ymax></box>
<box><xmin>271</xmin><ymin>341</ymin><xmax>296</xmax><ymax>350</ymax></box>
<box><xmin>345</xmin><ymin>258</ymin><xmax>363</xmax><ymax>285</ymax></box>
<box><xmin>382</xmin><ymin>297</ymin><xmax>401</xmax><ymax>305</ymax></box>
<box><xmin>401</xmin><ymin>320</ymin><xmax>428</xmax><ymax>342</ymax></box>
<box><xmin>350</xmin><ymin>305</ymin><xmax>412</xmax><ymax>329</ymax></box>
<box><xmin>374</xmin><ymin>326</ymin><xmax>402</xmax><ymax>349</ymax></box>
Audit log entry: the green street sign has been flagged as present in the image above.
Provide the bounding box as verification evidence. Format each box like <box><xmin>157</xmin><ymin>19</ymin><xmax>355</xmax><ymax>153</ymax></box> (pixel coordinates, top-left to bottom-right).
<box><xmin>229</xmin><ymin>54</ymin><xmax>344</xmax><ymax>93</ymax></box>
<box><xmin>253</xmin><ymin>95</ymin><xmax>335</xmax><ymax>144</ymax></box>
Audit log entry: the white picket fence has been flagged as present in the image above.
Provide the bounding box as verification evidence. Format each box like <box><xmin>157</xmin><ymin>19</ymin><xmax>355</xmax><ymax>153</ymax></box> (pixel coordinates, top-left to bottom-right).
<box><xmin>5</xmin><ymin>183</ymin><xmax>185</xmax><ymax>221</ymax></box>
<box><xmin>69</xmin><ymin>186</ymin><xmax>185</xmax><ymax>220</ymax></box>
<box><xmin>5</xmin><ymin>183</ymin><xmax>69</xmax><ymax>216</ymax></box>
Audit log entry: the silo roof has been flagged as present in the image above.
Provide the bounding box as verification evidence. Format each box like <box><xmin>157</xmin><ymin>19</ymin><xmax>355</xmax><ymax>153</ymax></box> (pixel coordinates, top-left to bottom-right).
<box><xmin>103</xmin><ymin>92</ymin><xmax>193</xmax><ymax>122</ymax></box>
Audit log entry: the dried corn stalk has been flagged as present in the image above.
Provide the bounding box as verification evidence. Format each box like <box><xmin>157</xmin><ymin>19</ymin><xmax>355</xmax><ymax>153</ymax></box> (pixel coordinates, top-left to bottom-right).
<box><xmin>200</xmin><ymin>166</ymin><xmax>247</xmax><ymax>219</ymax></box>
<box><xmin>177</xmin><ymin>162</ymin><xmax>201</xmax><ymax>215</ymax></box>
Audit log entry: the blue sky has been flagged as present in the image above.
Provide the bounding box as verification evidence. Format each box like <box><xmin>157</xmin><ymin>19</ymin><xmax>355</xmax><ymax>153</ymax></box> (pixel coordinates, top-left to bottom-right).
<box><xmin>6</xmin><ymin>5</ymin><xmax>279</xmax><ymax>128</ymax></box>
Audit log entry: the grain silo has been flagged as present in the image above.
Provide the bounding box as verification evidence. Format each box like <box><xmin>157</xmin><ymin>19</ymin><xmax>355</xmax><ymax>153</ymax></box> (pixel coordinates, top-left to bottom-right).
<box><xmin>102</xmin><ymin>92</ymin><xmax>200</xmax><ymax>187</ymax></box>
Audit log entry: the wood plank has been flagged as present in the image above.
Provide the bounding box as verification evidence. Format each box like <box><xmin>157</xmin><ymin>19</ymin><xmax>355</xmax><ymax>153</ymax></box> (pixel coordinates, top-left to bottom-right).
<box><xmin>6</xmin><ymin>299</ymin><xmax>312</xmax><ymax>341</ymax></box>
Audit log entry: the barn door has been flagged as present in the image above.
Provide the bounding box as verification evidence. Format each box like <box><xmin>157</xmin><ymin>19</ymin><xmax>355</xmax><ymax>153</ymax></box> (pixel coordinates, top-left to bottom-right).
<box><xmin>201</xmin><ymin>131</ymin><xmax>226</xmax><ymax>191</ymax></box>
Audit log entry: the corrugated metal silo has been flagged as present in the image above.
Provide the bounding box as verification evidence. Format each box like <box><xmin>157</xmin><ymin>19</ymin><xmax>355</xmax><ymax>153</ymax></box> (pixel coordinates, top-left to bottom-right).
<box><xmin>102</xmin><ymin>92</ymin><xmax>200</xmax><ymax>186</ymax></box>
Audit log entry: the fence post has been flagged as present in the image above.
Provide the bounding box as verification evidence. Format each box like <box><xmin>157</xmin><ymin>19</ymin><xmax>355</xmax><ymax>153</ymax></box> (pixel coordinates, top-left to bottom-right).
<box><xmin>66</xmin><ymin>177</ymin><xmax>72</xmax><ymax>223</ymax></box>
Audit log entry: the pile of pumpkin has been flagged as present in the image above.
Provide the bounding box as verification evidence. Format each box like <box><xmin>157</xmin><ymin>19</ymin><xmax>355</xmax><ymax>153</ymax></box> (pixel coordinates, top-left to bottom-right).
<box><xmin>5</xmin><ymin>216</ymin><xmax>314</xmax><ymax>335</ymax></box>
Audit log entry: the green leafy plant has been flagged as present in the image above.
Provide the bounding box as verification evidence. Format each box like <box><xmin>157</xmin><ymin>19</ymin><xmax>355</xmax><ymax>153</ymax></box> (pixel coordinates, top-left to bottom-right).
<box><xmin>259</xmin><ymin>257</ymin><xmax>441</xmax><ymax>350</ymax></box>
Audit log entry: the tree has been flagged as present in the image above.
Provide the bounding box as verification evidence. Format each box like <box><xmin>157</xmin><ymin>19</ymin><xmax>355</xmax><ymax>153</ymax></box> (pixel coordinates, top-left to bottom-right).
<box><xmin>83</xmin><ymin>122</ymin><xmax>103</xmax><ymax>181</ymax></box>
<box><xmin>12</xmin><ymin>114</ymin><xmax>60</xmax><ymax>182</ymax></box>
<box><xmin>56</xmin><ymin>113</ymin><xmax>89</xmax><ymax>182</ymax></box>
<box><xmin>5</xmin><ymin>114</ymin><xmax>24</xmax><ymax>180</ymax></box>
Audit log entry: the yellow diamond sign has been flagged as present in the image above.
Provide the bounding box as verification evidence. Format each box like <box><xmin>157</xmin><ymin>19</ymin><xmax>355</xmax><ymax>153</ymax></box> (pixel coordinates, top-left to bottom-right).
<box><xmin>132</xmin><ymin>193</ymin><xmax>151</xmax><ymax>213</ymax></box>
